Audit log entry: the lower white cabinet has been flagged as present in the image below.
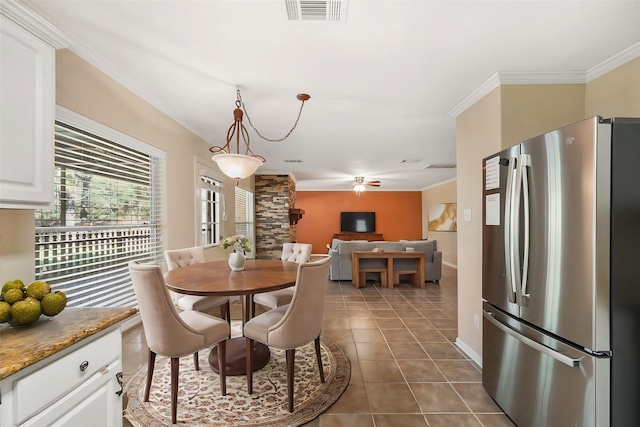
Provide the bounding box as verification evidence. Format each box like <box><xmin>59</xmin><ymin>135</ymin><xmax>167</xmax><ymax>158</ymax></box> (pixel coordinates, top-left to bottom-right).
<box><xmin>0</xmin><ymin>327</ymin><xmax>124</xmax><ymax>427</ymax></box>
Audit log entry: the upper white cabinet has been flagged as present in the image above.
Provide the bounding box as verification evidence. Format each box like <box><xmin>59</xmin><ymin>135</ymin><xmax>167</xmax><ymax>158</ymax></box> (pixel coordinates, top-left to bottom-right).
<box><xmin>0</xmin><ymin>1</ymin><xmax>70</xmax><ymax>209</ymax></box>
<box><xmin>0</xmin><ymin>14</ymin><xmax>55</xmax><ymax>208</ymax></box>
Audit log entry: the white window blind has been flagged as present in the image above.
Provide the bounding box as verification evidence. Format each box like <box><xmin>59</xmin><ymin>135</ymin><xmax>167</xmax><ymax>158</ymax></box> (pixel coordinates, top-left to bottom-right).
<box><xmin>35</xmin><ymin>118</ymin><xmax>165</xmax><ymax>308</ymax></box>
<box><xmin>234</xmin><ymin>187</ymin><xmax>255</xmax><ymax>258</ymax></box>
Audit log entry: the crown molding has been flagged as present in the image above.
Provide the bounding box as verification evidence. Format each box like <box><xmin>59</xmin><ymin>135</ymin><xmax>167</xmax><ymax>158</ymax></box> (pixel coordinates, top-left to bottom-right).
<box><xmin>448</xmin><ymin>42</ymin><xmax>640</xmax><ymax>118</ymax></box>
<box><xmin>586</xmin><ymin>41</ymin><xmax>640</xmax><ymax>82</ymax></box>
<box><xmin>0</xmin><ymin>0</ymin><xmax>71</xmax><ymax>48</ymax></box>
<box><xmin>421</xmin><ymin>176</ymin><xmax>457</xmax><ymax>191</ymax></box>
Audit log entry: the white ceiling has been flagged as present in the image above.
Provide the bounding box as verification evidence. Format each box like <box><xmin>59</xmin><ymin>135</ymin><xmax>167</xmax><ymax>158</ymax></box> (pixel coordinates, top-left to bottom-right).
<box><xmin>16</xmin><ymin>0</ymin><xmax>640</xmax><ymax>191</ymax></box>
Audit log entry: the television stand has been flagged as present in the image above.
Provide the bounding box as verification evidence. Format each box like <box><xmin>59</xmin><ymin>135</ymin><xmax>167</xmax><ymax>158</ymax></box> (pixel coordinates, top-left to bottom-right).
<box><xmin>333</xmin><ymin>232</ymin><xmax>384</xmax><ymax>241</ymax></box>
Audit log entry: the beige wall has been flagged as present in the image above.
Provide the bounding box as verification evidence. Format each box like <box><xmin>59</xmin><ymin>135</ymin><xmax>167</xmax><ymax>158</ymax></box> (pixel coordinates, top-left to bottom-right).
<box><xmin>501</xmin><ymin>84</ymin><xmax>585</xmax><ymax>148</ymax></box>
<box><xmin>0</xmin><ymin>49</ymin><xmax>247</xmax><ymax>284</ymax></box>
<box><xmin>586</xmin><ymin>58</ymin><xmax>640</xmax><ymax>118</ymax></box>
<box><xmin>421</xmin><ymin>179</ymin><xmax>458</xmax><ymax>267</ymax></box>
<box><xmin>455</xmin><ymin>57</ymin><xmax>640</xmax><ymax>363</ymax></box>
<box><xmin>455</xmin><ymin>87</ymin><xmax>502</xmax><ymax>359</ymax></box>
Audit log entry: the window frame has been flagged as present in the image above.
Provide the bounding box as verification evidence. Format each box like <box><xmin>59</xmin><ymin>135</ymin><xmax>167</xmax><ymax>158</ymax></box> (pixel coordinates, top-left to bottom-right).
<box><xmin>34</xmin><ymin>106</ymin><xmax>166</xmax><ymax>308</ymax></box>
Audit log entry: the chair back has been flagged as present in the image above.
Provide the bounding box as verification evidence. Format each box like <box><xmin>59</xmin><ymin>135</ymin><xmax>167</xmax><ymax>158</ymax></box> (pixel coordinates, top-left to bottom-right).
<box><xmin>128</xmin><ymin>261</ymin><xmax>207</xmax><ymax>357</ymax></box>
<box><xmin>281</xmin><ymin>243</ymin><xmax>312</xmax><ymax>264</ymax></box>
<box><xmin>165</xmin><ymin>246</ymin><xmax>206</xmax><ymax>271</ymax></box>
<box><xmin>267</xmin><ymin>256</ymin><xmax>330</xmax><ymax>348</ymax></box>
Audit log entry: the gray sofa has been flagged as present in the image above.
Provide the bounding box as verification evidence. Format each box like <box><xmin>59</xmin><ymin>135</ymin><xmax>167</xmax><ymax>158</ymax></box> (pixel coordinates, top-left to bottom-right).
<box><xmin>328</xmin><ymin>239</ymin><xmax>442</xmax><ymax>283</ymax></box>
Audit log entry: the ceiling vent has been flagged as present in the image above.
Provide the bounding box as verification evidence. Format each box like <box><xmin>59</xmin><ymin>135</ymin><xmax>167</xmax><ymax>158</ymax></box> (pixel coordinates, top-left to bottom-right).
<box><xmin>284</xmin><ymin>159</ymin><xmax>303</xmax><ymax>163</ymax></box>
<box><xmin>423</xmin><ymin>164</ymin><xmax>457</xmax><ymax>169</ymax></box>
<box><xmin>285</xmin><ymin>0</ymin><xmax>348</xmax><ymax>22</ymax></box>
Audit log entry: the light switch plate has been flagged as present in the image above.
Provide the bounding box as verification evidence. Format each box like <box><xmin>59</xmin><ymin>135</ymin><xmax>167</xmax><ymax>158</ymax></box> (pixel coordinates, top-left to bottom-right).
<box><xmin>463</xmin><ymin>208</ymin><xmax>472</xmax><ymax>222</ymax></box>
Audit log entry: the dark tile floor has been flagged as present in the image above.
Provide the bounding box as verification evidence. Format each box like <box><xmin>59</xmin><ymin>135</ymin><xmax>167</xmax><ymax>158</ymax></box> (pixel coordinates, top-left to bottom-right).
<box><xmin>122</xmin><ymin>265</ymin><xmax>515</xmax><ymax>426</ymax></box>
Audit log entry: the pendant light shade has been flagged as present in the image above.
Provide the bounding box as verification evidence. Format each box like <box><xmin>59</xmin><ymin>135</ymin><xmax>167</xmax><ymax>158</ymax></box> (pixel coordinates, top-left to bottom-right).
<box><xmin>212</xmin><ymin>153</ymin><xmax>263</xmax><ymax>180</ymax></box>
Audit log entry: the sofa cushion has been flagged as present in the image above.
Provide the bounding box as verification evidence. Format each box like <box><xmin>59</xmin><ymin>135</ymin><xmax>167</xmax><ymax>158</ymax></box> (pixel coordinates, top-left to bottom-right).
<box><xmin>372</xmin><ymin>242</ymin><xmax>404</xmax><ymax>252</ymax></box>
<box><xmin>338</xmin><ymin>241</ymin><xmax>375</xmax><ymax>255</ymax></box>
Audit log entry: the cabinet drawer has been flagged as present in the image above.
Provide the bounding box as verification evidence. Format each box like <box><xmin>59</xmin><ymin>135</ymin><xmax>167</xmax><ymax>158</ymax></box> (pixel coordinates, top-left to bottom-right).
<box><xmin>14</xmin><ymin>329</ymin><xmax>121</xmax><ymax>424</ymax></box>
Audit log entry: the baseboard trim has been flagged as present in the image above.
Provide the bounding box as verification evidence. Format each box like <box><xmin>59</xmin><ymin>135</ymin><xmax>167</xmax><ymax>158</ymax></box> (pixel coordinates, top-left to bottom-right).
<box><xmin>442</xmin><ymin>261</ymin><xmax>457</xmax><ymax>269</ymax></box>
<box><xmin>455</xmin><ymin>337</ymin><xmax>482</xmax><ymax>367</ymax></box>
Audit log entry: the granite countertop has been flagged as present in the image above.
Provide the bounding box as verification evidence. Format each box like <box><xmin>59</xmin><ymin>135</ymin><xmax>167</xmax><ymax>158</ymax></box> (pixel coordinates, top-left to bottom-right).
<box><xmin>0</xmin><ymin>307</ymin><xmax>137</xmax><ymax>380</ymax></box>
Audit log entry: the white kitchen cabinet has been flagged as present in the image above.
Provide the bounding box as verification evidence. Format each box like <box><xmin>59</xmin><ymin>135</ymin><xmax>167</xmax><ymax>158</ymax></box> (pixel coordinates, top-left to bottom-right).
<box><xmin>0</xmin><ymin>13</ymin><xmax>56</xmax><ymax>209</ymax></box>
<box><xmin>0</xmin><ymin>327</ymin><xmax>124</xmax><ymax>427</ymax></box>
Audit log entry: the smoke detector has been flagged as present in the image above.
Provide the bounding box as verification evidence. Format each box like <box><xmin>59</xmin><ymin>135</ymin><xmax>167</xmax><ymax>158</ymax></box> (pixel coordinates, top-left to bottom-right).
<box><xmin>284</xmin><ymin>0</ymin><xmax>348</xmax><ymax>22</ymax></box>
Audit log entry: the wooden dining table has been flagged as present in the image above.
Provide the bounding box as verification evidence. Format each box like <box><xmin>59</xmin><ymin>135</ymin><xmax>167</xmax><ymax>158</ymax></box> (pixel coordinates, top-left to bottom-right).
<box><xmin>164</xmin><ymin>259</ymin><xmax>299</xmax><ymax>376</ymax></box>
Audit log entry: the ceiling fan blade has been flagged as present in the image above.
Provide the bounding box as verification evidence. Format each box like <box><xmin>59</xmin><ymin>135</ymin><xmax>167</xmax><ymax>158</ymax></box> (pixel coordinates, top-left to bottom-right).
<box><xmin>366</xmin><ymin>181</ymin><xmax>381</xmax><ymax>187</ymax></box>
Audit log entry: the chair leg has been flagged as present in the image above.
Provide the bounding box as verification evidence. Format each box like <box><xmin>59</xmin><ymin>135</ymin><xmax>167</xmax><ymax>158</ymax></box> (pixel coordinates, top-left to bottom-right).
<box><xmin>144</xmin><ymin>349</ymin><xmax>156</xmax><ymax>402</ymax></box>
<box><xmin>246</xmin><ymin>338</ymin><xmax>253</xmax><ymax>395</ymax></box>
<box><xmin>218</xmin><ymin>340</ymin><xmax>227</xmax><ymax>395</ymax></box>
<box><xmin>222</xmin><ymin>301</ymin><xmax>231</xmax><ymax>324</ymax></box>
<box><xmin>170</xmin><ymin>357</ymin><xmax>180</xmax><ymax>425</ymax></box>
<box><xmin>286</xmin><ymin>349</ymin><xmax>295</xmax><ymax>413</ymax></box>
<box><xmin>193</xmin><ymin>351</ymin><xmax>199</xmax><ymax>371</ymax></box>
<box><xmin>314</xmin><ymin>336</ymin><xmax>325</xmax><ymax>383</ymax></box>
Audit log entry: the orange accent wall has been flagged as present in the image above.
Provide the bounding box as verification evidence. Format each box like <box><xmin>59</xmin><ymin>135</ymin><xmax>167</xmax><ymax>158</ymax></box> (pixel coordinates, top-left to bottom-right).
<box><xmin>295</xmin><ymin>191</ymin><xmax>423</xmax><ymax>253</ymax></box>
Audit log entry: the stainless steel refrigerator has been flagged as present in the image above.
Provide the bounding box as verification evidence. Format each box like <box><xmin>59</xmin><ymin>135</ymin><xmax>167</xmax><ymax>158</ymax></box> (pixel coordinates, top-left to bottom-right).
<box><xmin>482</xmin><ymin>116</ymin><xmax>640</xmax><ymax>427</ymax></box>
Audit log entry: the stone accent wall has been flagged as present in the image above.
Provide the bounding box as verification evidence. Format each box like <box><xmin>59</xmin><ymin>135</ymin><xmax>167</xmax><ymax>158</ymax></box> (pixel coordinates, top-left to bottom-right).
<box><xmin>254</xmin><ymin>175</ymin><xmax>291</xmax><ymax>259</ymax></box>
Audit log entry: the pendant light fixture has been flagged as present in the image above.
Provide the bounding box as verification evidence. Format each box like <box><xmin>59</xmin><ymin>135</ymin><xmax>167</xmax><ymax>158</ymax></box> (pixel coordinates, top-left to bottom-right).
<box><xmin>210</xmin><ymin>89</ymin><xmax>310</xmax><ymax>183</ymax></box>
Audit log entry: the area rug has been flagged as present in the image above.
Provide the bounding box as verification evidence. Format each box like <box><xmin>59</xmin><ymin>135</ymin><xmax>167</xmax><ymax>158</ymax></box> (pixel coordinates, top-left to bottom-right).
<box><xmin>124</xmin><ymin>325</ymin><xmax>350</xmax><ymax>427</ymax></box>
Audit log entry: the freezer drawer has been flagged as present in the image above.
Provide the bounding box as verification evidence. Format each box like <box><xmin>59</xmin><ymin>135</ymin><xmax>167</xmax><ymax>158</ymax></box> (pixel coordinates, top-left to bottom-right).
<box><xmin>482</xmin><ymin>305</ymin><xmax>609</xmax><ymax>427</ymax></box>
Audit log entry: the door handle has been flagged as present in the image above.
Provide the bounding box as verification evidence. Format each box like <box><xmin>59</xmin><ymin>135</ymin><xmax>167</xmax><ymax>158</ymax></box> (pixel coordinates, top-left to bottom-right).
<box><xmin>517</xmin><ymin>154</ymin><xmax>531</xmax><ymax>306</ymax></box>
<box><xmin>483</xmin><ymin>311</ymin><xmax>582</xmax><ymax>368</ymax></box>
<box><xmin>504</xmin><ymin>157</ymin><xmax>517</xmax><ymax>303</ymax></box>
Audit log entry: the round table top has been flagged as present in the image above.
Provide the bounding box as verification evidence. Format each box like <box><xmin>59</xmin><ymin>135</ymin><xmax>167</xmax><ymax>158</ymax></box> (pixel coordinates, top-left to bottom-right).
<box><xmin>164</xmin><ymin>259</ymin><xmax>299</xmax><ymax>297</ymax></box>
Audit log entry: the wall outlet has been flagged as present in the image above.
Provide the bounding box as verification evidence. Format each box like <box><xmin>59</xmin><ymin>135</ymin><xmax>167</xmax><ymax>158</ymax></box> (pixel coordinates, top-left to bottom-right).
<box><xmin>473</xmin><ymin>314</ymin><xmax>480</xmax><ymax>329</ymax></box>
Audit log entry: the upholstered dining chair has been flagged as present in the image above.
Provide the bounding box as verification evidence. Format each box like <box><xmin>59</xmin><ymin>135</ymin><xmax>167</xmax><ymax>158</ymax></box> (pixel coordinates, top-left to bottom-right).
<box><xmin>251</xmin><ymin>242</ymin><xmax>312</xmax><ymax>317</ymax></box>
<box><xmin>164</xmin><ymin>246</ymin><xmax>231</xmax><ymax>325</ymax></box>
<box><xmin>128</xmin><ymin>261</ymin><xmax>230</xmax><ymax>424</ymax></box>
<box><xmin>244</xmin><ymin>256</ymin><xmax>331</xmax><ymax>412</ymax></box>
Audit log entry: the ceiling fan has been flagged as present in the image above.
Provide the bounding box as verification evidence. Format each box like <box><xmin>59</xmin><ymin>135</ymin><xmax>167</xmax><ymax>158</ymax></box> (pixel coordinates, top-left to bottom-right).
<box><xmin>353</xmin><ymin>176</ymin><xmax>381</xmax><ymax>195</ymax></box>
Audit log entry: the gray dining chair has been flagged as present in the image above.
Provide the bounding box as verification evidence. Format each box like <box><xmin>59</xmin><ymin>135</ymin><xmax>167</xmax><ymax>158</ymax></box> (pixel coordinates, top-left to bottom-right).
<box><xmin>244</xmin><ymin>256</ymin><xmax>331</xmax><ymax>412</ymax></box>
<box><xmin>164</xmin><ymin>246</ymin><xmax>231</xmax><ymax>325</ymax></box>
<box><xmin>251</xmin><ymin>242</ymin><xmax>312</xmax><ymax>316</ymax></box>
<box><xmin>128</xmin><ymin>261</ymin><xmax>230</xmax><ymax>424</ymax></box>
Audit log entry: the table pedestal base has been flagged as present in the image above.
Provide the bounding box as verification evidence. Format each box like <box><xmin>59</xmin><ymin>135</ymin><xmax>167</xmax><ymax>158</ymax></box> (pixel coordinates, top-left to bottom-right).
<box><xmin>209</xmin><ymin>337</ymin><xmax>270</xmax><ymax>376</ymax></box>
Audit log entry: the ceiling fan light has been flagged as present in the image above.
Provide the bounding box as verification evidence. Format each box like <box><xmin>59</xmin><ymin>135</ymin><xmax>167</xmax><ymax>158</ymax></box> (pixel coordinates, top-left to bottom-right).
<box><xmin>212</xmin><ymin>153</ymin><xmax>263</xmax><ymax>180</ymax></box>
<box><xmin>354</xmin><ymin>183</ymin><xmax>366</xmax><ymax>194</ymax></box>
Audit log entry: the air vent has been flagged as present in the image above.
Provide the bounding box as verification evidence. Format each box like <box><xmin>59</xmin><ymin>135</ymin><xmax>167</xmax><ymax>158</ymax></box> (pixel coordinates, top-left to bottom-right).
<box><xmin>423</xmin><ymin>164</ymin><xmax>457</xmax><ymax>169</ymax></box>
<box><xmin>284</xmin><ymin>159</ymin><xmax>303</xmax><ymax>163</ymax></box>
<box><xmin>285</xmin><ymin>0</ymin><xmax>348</xmax><ymax>22</ymax></box>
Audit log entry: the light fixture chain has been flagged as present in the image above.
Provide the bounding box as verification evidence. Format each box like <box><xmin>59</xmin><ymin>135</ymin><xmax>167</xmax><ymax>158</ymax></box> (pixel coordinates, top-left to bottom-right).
<box><xmin>237</xmin><ymin>90</ymin><xmax>307</xmax><ymax>143</ymax></box>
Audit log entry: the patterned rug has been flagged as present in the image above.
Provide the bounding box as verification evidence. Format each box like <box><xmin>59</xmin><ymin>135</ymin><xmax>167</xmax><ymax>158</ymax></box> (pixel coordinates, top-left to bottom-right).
<box><xmin>124</xmin><ymin>326</ymin><xmax>350</xmax><ymax>427</ymax></box>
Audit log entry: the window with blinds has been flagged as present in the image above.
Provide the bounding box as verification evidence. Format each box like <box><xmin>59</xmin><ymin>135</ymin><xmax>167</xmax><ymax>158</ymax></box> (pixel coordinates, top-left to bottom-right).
<box><xmin>34</xmin><ymin>118</ymin><xmax>165</xmax><ymax>308</ymax></box>
<box><xmin>234</xmin><ymin>187</ymin><xmax>255</xmax><ymax>258</ymax></box>
<box><xmin>200</xmin><ymin>175</ymin><xmax>222</xmax><ymax>245</ymax></box>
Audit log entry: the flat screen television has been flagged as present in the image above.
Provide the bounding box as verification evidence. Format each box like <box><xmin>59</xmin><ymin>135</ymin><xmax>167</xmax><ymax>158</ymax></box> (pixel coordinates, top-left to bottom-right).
<box><xmin>340</xmin><ymin>211</ymin><xmax>376</xmax><ymax>233</ymax></box>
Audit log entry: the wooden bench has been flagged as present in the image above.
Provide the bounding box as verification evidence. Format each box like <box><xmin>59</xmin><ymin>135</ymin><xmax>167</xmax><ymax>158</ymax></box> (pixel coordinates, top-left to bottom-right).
<box><xmin>393</xmin><ymin>270</ymin><xmax>419</xmax><ymax>286</ymax></box>
<box><xmin>358</xmin><ymin>268</ymin><xmax>388</xmax><ymax>287</ymax></box>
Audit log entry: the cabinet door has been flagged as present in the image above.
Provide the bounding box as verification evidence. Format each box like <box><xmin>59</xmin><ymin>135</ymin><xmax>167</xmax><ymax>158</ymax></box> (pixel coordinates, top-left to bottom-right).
<box><xmin>0</xmin><ymin>15</ymin><xmax>55</xmax><ymax>209</ymax></box>
<box><xmin>20</xmin><ymin>360</ymin><xmax>123</xmax><ymax>427</ymax></box>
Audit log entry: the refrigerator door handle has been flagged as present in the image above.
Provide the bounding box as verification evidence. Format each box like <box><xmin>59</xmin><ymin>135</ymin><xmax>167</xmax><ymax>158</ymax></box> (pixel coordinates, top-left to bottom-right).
<box><xmin>483</xmin><ymin>310</ymin><xmax>583</xmax><ymax>368</ymax></box>
<box><xmin>519</xmin><ymin>154</ymin><xmax>531</xmax><ymax>306</ymax></box>
<box><xmin>504</xmin><ymin>157</ymin><xmax>517</xmax><ymax>303</ymax></box>
<box><xmin>511</xmin><ymin>156</ymin><xmax>524</xmax><ymax>305</ymax></box>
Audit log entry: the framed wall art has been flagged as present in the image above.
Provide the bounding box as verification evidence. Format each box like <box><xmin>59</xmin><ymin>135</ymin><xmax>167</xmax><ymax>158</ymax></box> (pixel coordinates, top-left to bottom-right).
<box><xmin>428</xmin><ymin>203</ymin><xmax>457</xmax><ymax>232</ymax></box>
